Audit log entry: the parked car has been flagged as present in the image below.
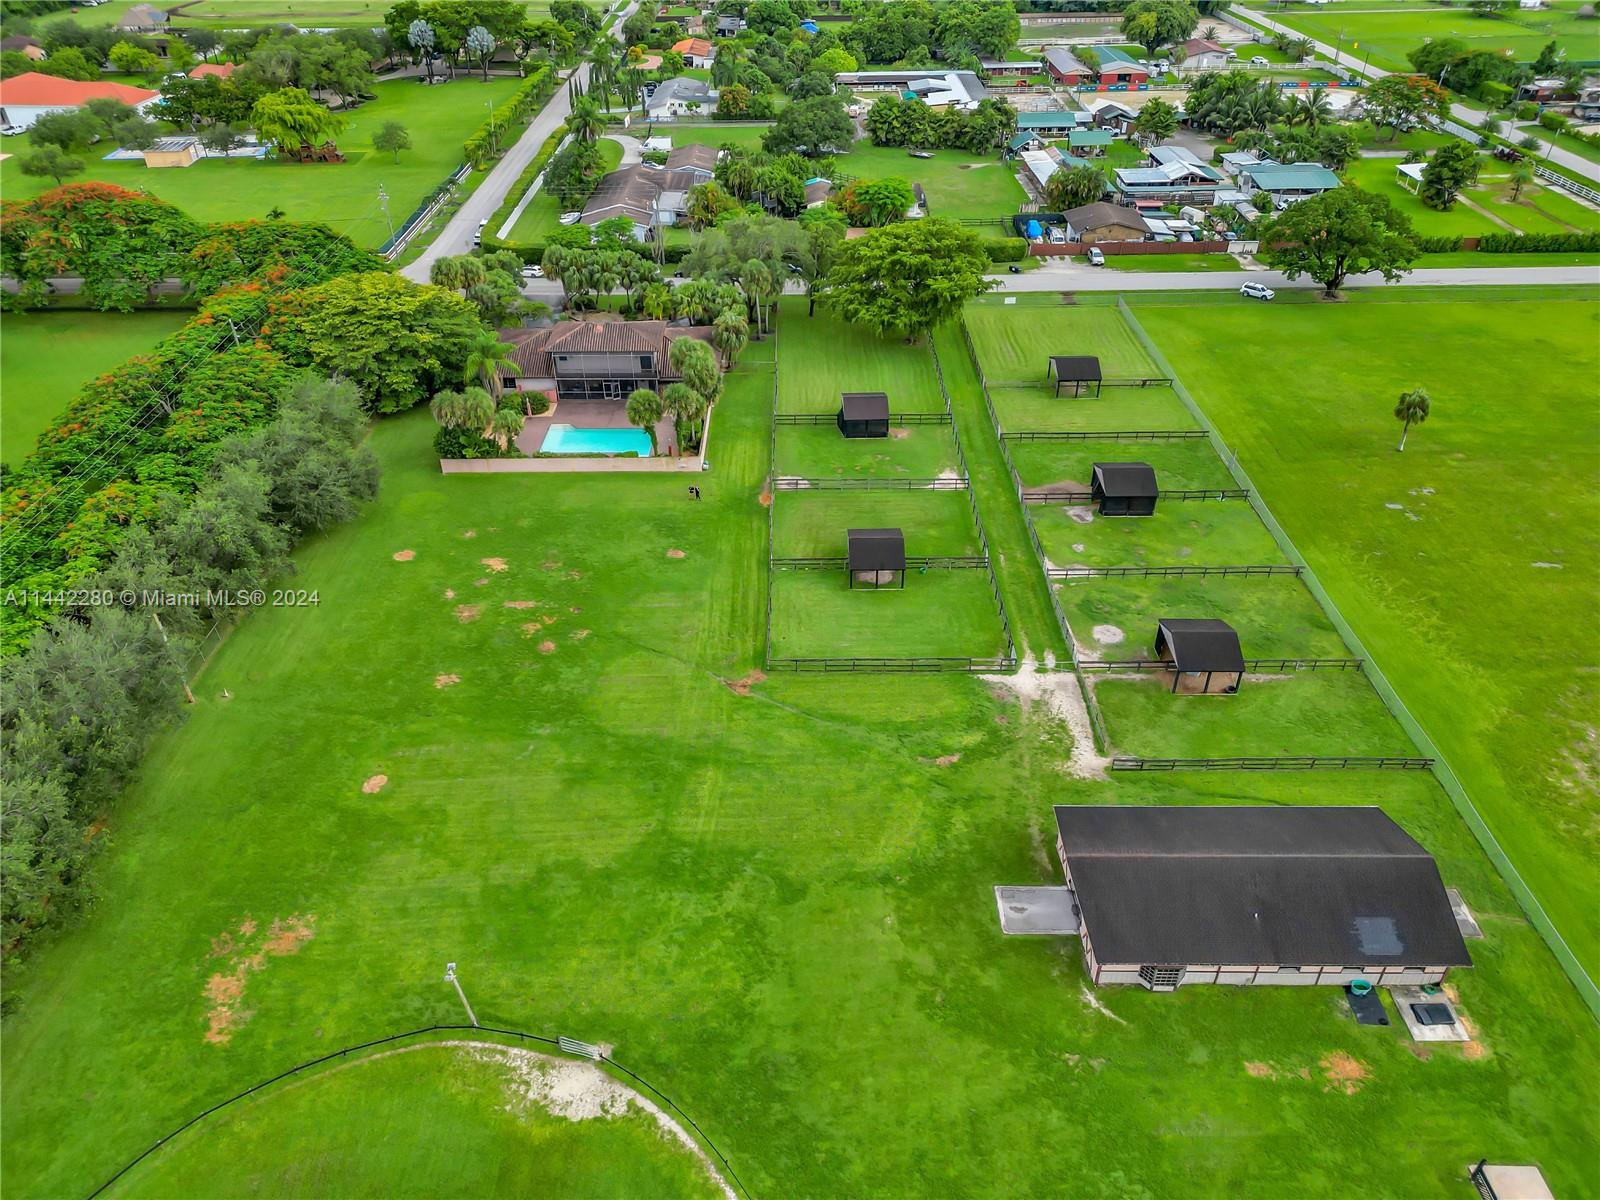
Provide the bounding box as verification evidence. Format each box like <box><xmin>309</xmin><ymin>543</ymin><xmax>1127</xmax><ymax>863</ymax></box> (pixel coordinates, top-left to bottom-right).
<box><xmin>0</xmin><ymin>124</ymin><xmax>22</xmax><ymax>136</ymax></box>
<box><xmin>1047</xmin><ymin>226</ymin><xmax>1067</xmax><ymax>244</ymax></box>
<box><xmin>520</xmin><ymin>265</ymin><xmax>544</xmax><ymax>279</ymax></box>
<box><xmin>1239</xmin><ymin>281</ymin><xmax>1275</xmax><ymax>301</ymax></box>
<box><xmin>1249</xmin><ymin>55</ymin><xmax>1269</xmax><ymax>66</ymax></box>
<box><xmin>1087</xmin><ymin>247</ymin><xmax>1105</xmax><ymax>266</ymax></box>
<box><xmin>473</xmin><ymin>218</ymin><xmax>487</xmax><ymax>247</ymax></box>
<box><xmin>1007</xmin><ymin>263</ymin><xmax>1023</xmax><ymax>274</ymax></box>
<box><xmin>558</xmin><ymin>211</ymin><xmax>583</xmax><ymax>225</ymax></box>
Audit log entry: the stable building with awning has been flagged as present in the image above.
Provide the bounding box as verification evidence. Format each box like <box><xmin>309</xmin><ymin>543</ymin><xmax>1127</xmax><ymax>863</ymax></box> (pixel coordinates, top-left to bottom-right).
<box><xmin>1048</xmin><ymin>355</ymin><xmax>1102</xmax><ymax>397</ymax></box>
<box><xmin>1091</xmin><ymin>462</ymin><xmax>1157</xmax><ymax>516</ymax></box>
<box><xmin>1154</xmin><ymin>617</ymin><xmax>1244</xmax><ymax>694</ymax></box>
<box><xmin>847</xmin><ymin>528</ymin><xmax>906</xmax><ymax>589</ymax></box>
<box><xmin>837</xmin><ymin>392</ymin><xmax>889</xmax><ymax>439</ymax></box>
<box><xmin>1052</xmin><ymin>804</ymin><xmax>1473</xmax><ymax>991</ymax></box>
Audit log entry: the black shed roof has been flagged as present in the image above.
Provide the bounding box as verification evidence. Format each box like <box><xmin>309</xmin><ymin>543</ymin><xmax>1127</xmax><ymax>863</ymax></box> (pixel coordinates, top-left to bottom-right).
<box><xmin>1093</xmin><ymin>462</ymin><xmax>1157</xmax><ymax>498</ymax></box>
<box><xmin>1054</xmin><ymin>805</ymin><xmax>1473</xmax><ymax>968</ymax></box>
<box><xmin>1158</xmin><ymin>618</ymin><xmax>1244</xmax><ymax>674</ymax></box>
<box><xmin>840</xmin><ymin>392</ymin><xmax>890</xmax><ymax>421</ymax></box>
<box><xmin>1050</xmin><ymin>355</ymin><xmax>1102</xmax><ymax>382</ymax></box>
<box><xmin>847</xmin><ymin>527</ymin><xmax>906</xmax><ymax>571</ymax></box>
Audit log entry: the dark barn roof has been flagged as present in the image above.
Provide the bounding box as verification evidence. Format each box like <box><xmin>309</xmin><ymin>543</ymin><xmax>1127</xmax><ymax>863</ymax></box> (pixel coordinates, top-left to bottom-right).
<box><xmin>1093</xmin><ymin>462</ymin><xmax>1157</xmax><ymax>499</ymax></box>
<box><xmin>1054</xmin><ymin>805</ymin><xmax>1473</xmax><ymax>968</ymax></box>
<box><xmin>1050</xmin><ymin>355</ymin><xmax>1102</xmax><ymax>382</ymax></box>
<box><xmin>847</xmin><ymin>527</ymin><xmax>906</xmax><ymax>571</ymax></box>
<box><xmin>1157</xmin><ymin>618</ymin><xmax>1244</xmax><ymax>674</ymax></box>
<box><xmin>840</xmin><ymin>392</ymin><xmax>889</xmax><ymax>421</ymax></box>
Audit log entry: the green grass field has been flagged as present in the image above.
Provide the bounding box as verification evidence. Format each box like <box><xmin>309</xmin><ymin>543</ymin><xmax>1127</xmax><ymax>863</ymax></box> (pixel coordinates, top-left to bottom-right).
<box><xmin>1031</xmin><ymin>498</ymin><xmax>1287</xmax><ymax>570</ymax></box>
<box><xmin>114</xmin><ymin>1042</ymin><xmax>724</xmax><ymax>1199</ymax></box>
<box><xmin>2</xmin><ymin>301</ymin><xmax>1598</xmax><ymax>1198</ymax></box>
<box><xmin>0</xmin><ymin>309</ymin><xmax>190</xmax><ymax>465</ymax></box>
<box><xmin>1129</xmin><ymin>289</ymin><xmax>1600</xmax><ymax>980</ymax></box>
<box><xmin>771</xmin><ymin>489</ymin><xmax>981</xmax><ymax>558</ymax></box>
<box><xmin>1269</xmin><ymin>4</ymin><xmax>1600</xmax><ymax>72</ymax></box>
<box><xmin>507</xmin><ymin>136</ymin><xmax>624</xmax><ymax>243</ymax></box>
<box><xmin>777</xmin><ymin>302</ymin><xmax>945</xmax><ymax>413</ymax></box>
<box><xmin>0</xmin><ymin>79</ymin><xmax>522</xmax><ymax>247</ymax></box>
<box><xmin>1103</xmin><ymin>253</ymin><xmax>1241</xmax><ymax>273</ymax></box>
<box><xmin>774</xmin><ymin>422</ymin><xmax>961</xmax><ymax>479</ymax></box>
<box><xmin>829</xmin><ymin>144</ymin><xmax>1027</xmax><ymax>221</ymax></box>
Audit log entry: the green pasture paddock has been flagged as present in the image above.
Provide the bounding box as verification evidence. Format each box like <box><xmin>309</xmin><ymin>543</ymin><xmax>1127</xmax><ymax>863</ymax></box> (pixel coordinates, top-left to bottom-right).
<box><xmin>774</xmin><ymin>421</ymin><xmax>961</xmax><ymax>480</ymax></box>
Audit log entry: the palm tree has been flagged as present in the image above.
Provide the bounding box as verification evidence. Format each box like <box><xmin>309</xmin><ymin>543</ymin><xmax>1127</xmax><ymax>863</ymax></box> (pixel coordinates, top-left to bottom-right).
<box><xmin>430</xmin><ymin>388</ymin><xmax>469</xmax><ymax>427</ymax></box>
<box><xmin>489</xmin><ymin>406</ymin><xmax>524</xmax><ymax>450</ymax></box>
<box><xmin>711</xmin><ymin>309</ymin><xmax>749</xmax><ymax>368</ymax></box>
<box><xmin>463</xmin><ymin>331</ymin><xmax>515</xmax><ymax>397</ymax></box>
<box><xmin>662</xmin><ymin>382</ymin><xmax>706</xmax><ymax>452</ymax></box>
<box><xmin>566</xmin><ymin>96</ymin><xmax>604</xmax><ymax>144</ymax></box>
<box><xmin>429</xmin><ymin>257</ymin><xmax>464</xmax><ymax>289</ymax></box>
<box><xmin>1509</xmin><ymin>162</ymin><xmax>1534</xmax><ymax>200</ymax></box>
<box><xmin>1295</xmin><ymin>88</ymin><xmax>1334</xmax><ymax>131</ymax></box>
<box><xmin>1287</xmin><ymin>36</ymin><xmax>1314</xmax><ymax>62</ymax></box>
<box><xmin>642</xmin><ymin>282</ymin><xmax>675</xmax><ymax>320</ymax></box>
<box><xmin>625</xmin><ymin>387</ymin><xmax>664</xmax><ymax>453</ymax></box>
<box><xmin>1394</xmin><ymin>387</ymin><xmax>1431</xmax><ymax>451</ymax></box>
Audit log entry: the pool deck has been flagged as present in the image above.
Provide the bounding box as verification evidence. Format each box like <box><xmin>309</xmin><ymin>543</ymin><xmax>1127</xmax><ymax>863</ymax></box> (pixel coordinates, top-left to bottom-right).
<box><xmin>513</xmin><ymin>398</ymin><xmax>681</xmax><ymax>459</ymax></box>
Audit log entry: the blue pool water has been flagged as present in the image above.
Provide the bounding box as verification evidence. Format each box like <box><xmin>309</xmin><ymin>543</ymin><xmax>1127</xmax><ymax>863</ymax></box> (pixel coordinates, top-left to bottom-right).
<box><xmin>540</xmin><ymin>424</ymin><xmax>652</xmax><ymax>457</ymax></box>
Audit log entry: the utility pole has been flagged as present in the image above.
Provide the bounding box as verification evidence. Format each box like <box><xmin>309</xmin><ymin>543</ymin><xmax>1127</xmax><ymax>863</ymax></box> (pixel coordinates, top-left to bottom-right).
<box><xmin>151</xmin><ymin>612</ymin><xmax>196</xmax><ymax>704</ymax></box>
<box><xmin>1332</xmin><ymin>24</ymin><xmax>1344</xmax><ymax>72</ymax></box>
<box><xmin>377</xmin><ymin>183</ymin><xmax>392</xmax><ymax>236</ymax></box>
<box><xmin>444</xmin><ymin>962</ymin><xmax>479</xmax><ymax>1027</ymax></box>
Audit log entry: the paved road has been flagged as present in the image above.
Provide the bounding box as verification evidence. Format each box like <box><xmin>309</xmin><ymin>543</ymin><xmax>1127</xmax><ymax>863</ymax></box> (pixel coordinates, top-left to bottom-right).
<box><xmin>402</xmin><ymin>0</ymin><xmax>637</xmax><ymax>282</ymax></box>
<box><xmin>1231</xmin><ymin>5</ymin><xmax>1600</xmax><ymax>184</ymax></box>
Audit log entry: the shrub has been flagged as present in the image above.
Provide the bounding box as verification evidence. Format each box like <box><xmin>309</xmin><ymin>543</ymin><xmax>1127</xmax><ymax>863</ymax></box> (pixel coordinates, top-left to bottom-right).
<box><xmin>982</xmin><ymin>236</ymin><xmax>1028</xmax><ymax>262</ymax></box>
<box><xmin>1476</xmin><ymin>80</ymin><xmax>1511</xmax><ymax>107</ymax></box>
<box><xmin>432</xmin><ymin>424</ymin><xmax>516</xmax><ymax>458</ymax></box>
<box><xmin>1477</xmin><ymin>230</ymin><xmax>1600</xmax><ymax>252</ymax></box>
<box><xmin>462</xmin><ymin>66</ymin><xmax>553</xmax><ymax>167</ymax></box>
<box><xmin>1538</xmin><ymin>109</ymin><xmax>1570</xmax><ymax>133</ymax></box>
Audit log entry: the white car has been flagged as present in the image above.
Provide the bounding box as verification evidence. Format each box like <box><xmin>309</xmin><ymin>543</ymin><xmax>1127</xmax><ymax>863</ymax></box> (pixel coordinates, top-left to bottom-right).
<box><xmin>520</xmin><ymin>264</ymin><xmax>545</xmax><ymax>279</ymax></box>
<box><xmin>1239</xmin><ymin>281</ymin><xmax>1275</xmax><ymax>301</ymax></box>
<box><xmin>558</xmin><ymin>211</ymin><xmax>583</xmax><ymax>225</ymax></box>
<box><xmin>1087</xmin><ymin>247</ymin><xmax>1106</xmax><ymax>266</ymax></box>
<box><xmin>1250</xmin><ymin>55</ymin><xmax>1270</xmax><ymax>66</ymax></box>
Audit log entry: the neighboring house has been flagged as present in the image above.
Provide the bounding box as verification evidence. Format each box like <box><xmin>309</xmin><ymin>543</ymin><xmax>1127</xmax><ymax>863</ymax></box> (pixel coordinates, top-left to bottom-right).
<box><xmin>663</xmin><ymin>143</ymin><xmax>718</xmax><ymax>178</ymax></box>
<box><xmin>0</xmin><ymin>35</ymin><xmax>46</xmax><ymax>61</ymax></box>
<box><xmin>1218</xmin><ymin>149</ymin><xmax>1263</xmax><ymax>178</ymax></box>
<box><xmin>1094</xmin><ymin>47</ymin><xmax>1149</xmax><ymax>85</ymax></box>
<box><xmin>0</xmin><ymin>72</ymin><xmax>159</xmax><ymax>131</ymax></box>
<box><xmin>670</xmin><ymin>37</ymin><xmax>714</xmax><ymax>69</ymax></box>
<box><xmin>1517</xmin><ymin>76</ymin><xmax>1567</xmax><ymax>102</ymax></box>
<box><xmin>1176</xmin><ymin>38</ymin><xmax>1230</xmax><ymax>72</ymax></box>
<box><xmin>646</xmin><ymin>76</ymin><xmax>718</xmax><ymax>119</ymax></box>
<box><xmin>188</xmin><ymin>61</ymin><xmax>237</xmax><ymax>79</ymax></box>
<box><xmin>836</xmin><ymin>69</ymin><xmax>987</xmax><ymax>109</ymax></box>
<box><xmin>979</xmin><ymin>57</ymin><xmax>1040</xmax><ymax>78</ymax></box>
<box><xmin>143</xmin><ymin>135</ymin><xmax>201</xmax><ymax>168</ymax></box>
<box><xmin>1043</xmin><ymin>47</ymin><xmax>1092</xmax><ymax>86</ymax></box>
<box><xmin>1061</xmin><ymin>201</ymin><xmax>1149</xmax><ymax>243</ymax></box>
<box><xmin>1083</xmin><ymin>96</ymin><xmax>1137</xmax><ymax>133</ymax></box>
<box><xmin>714</xmin><ymin>15</ymin><xmax>743</xmax><ymax>37</ymax></box>
<box><xmin>1150</xmin><ymin>145</ymin><xmax>1207</xmax><ymax>171</ymax></box>
<box><xmin>1067</xmin><ymin>128</ymin><xmax>1114</xmax><ymax>156</ymax></box>
<box><xmin>1053</xmin><ymin>805</ymin><xmax>1472</xmax><ymax>991</ymax></box>
<box><xmin>1575</xmin><ymin>85</ymin><xmax>1600</xmax><ymax>121</ymax></box>
<box><xmin>1237</xmin><ymin>161</ymin><xmax>1341</xmax><ymax>206</ymax></box>
<box><xmin>1018</xmin><ymin>146</ymin><xmax>1092</xmax><ymax>194</ymax></box>
<box><xmin>116</xmin><ymin>2</ymin><xmax>167</xmax><ymax>30</ymax></box>
<box><xmin>499</xmin><ymin>320</ymin><xmax>717</xmax><ymax>401</ymax></box>
<box><xmin>1114</xmin><ymin>157</ymin><xmax>1223</xmax><ymax>204</ymax></box>
<box><xmin>804</xmin><ymin>177</ymin><xmax>833</xmax><ymax>208</ymax></box>
<box><xmin>1014</xmin><ymin>109</ymin><xmax>1090</xmax><ymax>138</ymax></box>
<box><xmin>580</xmin><ymin>151</ymin><xmax>720</xmax><ymax>237</ymax></box>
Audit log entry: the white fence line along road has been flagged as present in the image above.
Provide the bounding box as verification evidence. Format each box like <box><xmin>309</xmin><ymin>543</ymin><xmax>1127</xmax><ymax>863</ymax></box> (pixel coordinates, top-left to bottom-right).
<box><xmin>401</xmin><ymin>0</ymin><xmax>639</xmax><ymax>282</ymax></box>
<box><xmin>1231</xmin><ymin>5</ymin><xmax>1600</xmax><ymax>184</ymax></box>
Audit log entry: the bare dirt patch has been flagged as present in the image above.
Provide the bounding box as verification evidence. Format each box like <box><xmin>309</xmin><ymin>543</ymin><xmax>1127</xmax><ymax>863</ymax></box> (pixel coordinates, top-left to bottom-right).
<box><xmin>462</xmin><ymin>529</ymin><xmax>477</xmax><ymax>539</ymax></box>
<box><xmin>521</xmin><ymin>622</ymin><xmax>542</xmax><ymax>636</ymax></box>
<box><xmin>392</xmin><ymin>549</ymin><xmax>416</xmax><ymax>561</ymax></box>
<box><xmin>473</xmin><ymin>578</ymin><xmax>489</xmax><ymax>587</ymax></box>
<box><xmin>724</xmin><ymin>669</ymin><xmax>766</xmax><ymax>696</ymax></box>
<box><xmin>435</xmin><ymin>674</ymin><xmax>461</xmax><ymax>688</ymax></box>
<box><xmin>443</xmin><ymin>588</ymin><xmax>456</xmax><ymax>600</ymax></box>
<box><xmin>363</xmin><ymin>774</ymin><xmax>388</xmax><ymax>794</ymax></box>
<box><xmin>983</xmin><ymin>655</ymin><xmax>1110</xmax><ymax>779</ymax></box>
<box><xmin>889</xmin><ymin>427</ymin><xmax>910</xmax><ymax>439</ymax></box>
<box><xmin>1244</xmin><ymin>1061</ymin><xmax>1274</xmax><ymax>1078</ymax></box>
<box><xmin>538</xmin><ymin>640</ymin><xmax>557</xmax><ymax>654</ymax></box>
<box><xmin>454</xmin><ymin>605</ymin><xmax>482</xmax><ymax>623</ymax></box>
<box><xmin>263</xmin><ymin>914</ymin><xmax>316</xmax><ymax>956</ymax></box>
<box><xmin>1319</xmin><ymin>1052</ymin><xmax>1369</xmax><ymax>1095</ymax></box>
<box><xmin>570</xmin><ymin>629</ymin><xmax>590</xmax><ymax>640</ymax></box>
<box><xmin>542</xmin><ymin>560</ymin><xmax>562</xmax><ymax>571</ymax></box>
<box><xmin>758</xmin><ymin>491</ymin><xmax>772</xmax><ymax>507</ymax></box>
<box><xmin>202</xmin><ymin>913</ymin><xmax>317</xmax><ymax>1044</ymax></box>
<box><xmin>666</xmin><ymin>548</ymin><xmax>686</xmax><ymax>559</ymax></box>
<box><xmin>1066</xmin><ymin>506</ymin><xmax>1095</xmax><ymax>525</ymax></box>
<box><xmin>503</xmin><ymin>600</ymin><xmax>539</xmax><ymax>609</ymax></box>
<box><xmin>480</xmin><ymin>557</ymin><xmax>509</xmax><ymax>572</ymax></box>
<box><xmin>933</xmin><ymin>753</ymin><xmax>961</xmax><ymax>767</ymax></box>
<box><xmin>1092</xmin><ymin>624</ymin><xmax>1124</xmax><ymax>645</ymax></box>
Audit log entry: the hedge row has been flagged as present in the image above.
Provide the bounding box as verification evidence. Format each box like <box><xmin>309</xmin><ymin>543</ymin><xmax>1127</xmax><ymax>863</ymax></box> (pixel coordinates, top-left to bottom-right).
<box><xmin>1476</xmin><ymin>230</ymin><xmax>1600</xmax><ymax>253</ymax></box>
<box><xmin>981</xmin><ymin>237</ymin><xmax>1028</xmax><ymax>263</ymax></box>
<box><xmin>480</xmin><ymin>127</ymin><xmax>571</xmax><ymax>241</ymax></box>
<box><xmin>462</xmin><ymin>65</ymin><xmax>554</xmax><ymax>168</ymax></box>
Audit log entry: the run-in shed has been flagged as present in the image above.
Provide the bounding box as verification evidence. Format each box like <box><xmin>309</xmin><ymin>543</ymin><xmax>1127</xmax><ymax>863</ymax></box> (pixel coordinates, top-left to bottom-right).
<box><xmin>1049</xmin><ymin>355</ymin><xmax>1102</xmax><ymax>398</ymax></box>
<box><xmin>847</xmin><ymin>527</ymin><xmax>906</xmax><ymax>589</ymax></box>
<box><xmin>1154</xmin><ymin>618</ymin><xmax>1244</xmax><ymax>694</ymax></box>
<box><xmin>837</xmin><ymin>391</ymin><xmax>890</xmax><ymax>439</ymax></box>
<box><xmin>1091</xmin><ymin>462</ymin><xmax>1157</xmax><ymax>516</ymax></box>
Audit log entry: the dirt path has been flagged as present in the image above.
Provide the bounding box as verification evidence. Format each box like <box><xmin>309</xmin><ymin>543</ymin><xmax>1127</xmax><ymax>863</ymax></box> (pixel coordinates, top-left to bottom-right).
<box><xmin>983</xmin><ymin>654</ymin><xmax>1111</xmax><ymax>779</ymax></box>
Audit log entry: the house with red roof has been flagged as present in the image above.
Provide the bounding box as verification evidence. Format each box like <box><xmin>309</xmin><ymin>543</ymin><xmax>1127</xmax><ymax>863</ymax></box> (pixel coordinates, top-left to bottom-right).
<box><xmin>188</xmin><ymin>62</ymin><xmax>237</xmax><ymax>80</ymax></box>
<box><xmin>0</xmin><ymin>72</ymin><xmax>160</xmax><ymax>131</ymax></box>
<box><xmin>670</xmin><ymin>37</ymin><xmax>714</xmax><ymax>68</ymax></box>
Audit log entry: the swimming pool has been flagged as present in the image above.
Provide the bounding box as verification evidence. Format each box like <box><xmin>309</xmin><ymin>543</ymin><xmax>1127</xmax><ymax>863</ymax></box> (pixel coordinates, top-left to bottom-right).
<box><xmin>539</xmin><ymin>424</ymin><xmax>652</xmax><ymax>457</ymax></box>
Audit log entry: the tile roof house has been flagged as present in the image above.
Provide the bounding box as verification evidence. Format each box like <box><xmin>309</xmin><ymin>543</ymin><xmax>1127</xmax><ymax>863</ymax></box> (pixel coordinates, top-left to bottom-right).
<box><xmin>670</xmin><ymin>37</ymin><xmax>714</xmax><ymax>68</ymax></box>
<box><xmin>0</xmin><ymin>35</ymin><xmax>46</xmax><ymax>61</ymax></box>
<box><xmin>581</xmin><ymin>158</ymin><xmax>717</xmax><ymax>237</ymax></box>
<box><xmin>1053</xmin><ymin>805</ymin><xmax>1472</xmax><ymax>990</ymax></box>
<box><xmin>499</xmin><ymin>320</ymin><xmax>717</xmax><ymax>401</ymax></box>
<box><xmin>0</xmin><ymin>72</ymin><xmax>160</xmax><ymax>131</ymax></box>
<box><xmin>188</xmin><ymin>61</ymin><xmax>237</xmax><ymax>79</ymax></box>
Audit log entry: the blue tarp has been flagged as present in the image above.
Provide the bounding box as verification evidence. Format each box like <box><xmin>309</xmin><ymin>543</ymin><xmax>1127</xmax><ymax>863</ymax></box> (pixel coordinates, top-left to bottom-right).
<box><xmin>1026</xmin><ymin>219</ymin><xmax>1043</xmax><ymax>240</ymax></box>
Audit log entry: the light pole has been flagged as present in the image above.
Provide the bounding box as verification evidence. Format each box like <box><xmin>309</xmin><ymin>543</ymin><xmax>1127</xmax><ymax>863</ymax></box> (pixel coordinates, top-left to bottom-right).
<box><xmin>377</xmin><ymin>183</ymin><xmax>392</xmax><ymax>236</ymax></box>
<box><xmin>444</xmin><ymin>961</ymin><xmax>479</xmax><ymax>1027</ymax></box>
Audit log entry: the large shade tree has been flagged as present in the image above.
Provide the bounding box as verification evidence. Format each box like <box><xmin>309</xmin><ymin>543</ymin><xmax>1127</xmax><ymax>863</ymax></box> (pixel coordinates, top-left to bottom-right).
<box><xmin>1259</xmin><ymin>188</ymin><xmax>1418</xmax><ymax>298</ymax></box>
<box><xmin>819</xmin><ymin>217</ymin><xmax>996</xmax><ymax>341</ymax></box>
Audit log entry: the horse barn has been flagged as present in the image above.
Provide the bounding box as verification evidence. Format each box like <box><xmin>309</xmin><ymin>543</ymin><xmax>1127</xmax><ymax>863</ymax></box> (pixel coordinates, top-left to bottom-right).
<box><xmin>837</xmin><ymin>391</ymin><xmax>890</xmax><ymax>439</ymax></box>
<box><xmin>1155</xmin><ymin>617</ymin><xmax>1244</xmax><ymax>694</ymax></box>
<box><xmin>1048</xmin><ymin>355</ymin><xmax>1102</xmax><ymax>397</ymax></box>
<box><xmin>1052</xmin><ymin>805</ymin><xmax>1473</xmax><ymax>991</ymax></box>
<box><xmin>1091</xmin><ymin>462</ymin><xmax>1157</xmax><ymax>516</ymax></box>
<box><xmin>847</xmin><ymin>528</ymin><xmax>905</xmax><ymax>589</ymax></box>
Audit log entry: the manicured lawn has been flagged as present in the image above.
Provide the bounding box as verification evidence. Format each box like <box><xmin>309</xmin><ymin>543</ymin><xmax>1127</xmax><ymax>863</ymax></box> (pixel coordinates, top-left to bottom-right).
<box><xmin>1269</xmin><ymin>6</ymin><xmax>1600</xmax><ymax>72</ymax></box>
<box><xmin>776</xmin><ymin>300</ymin><xmax>944</xmax><ymax>413</ymax></box>
<box><xmin>774</xmin><ymin>422</ymin><xmax>961</xmax><ymax>479</ymax></box>
<box><xmin>990</xmin><ymin>385</ymin><xmax>1199</xmax><ymax>433</ymax></box>
<box><xmin>966</xmin><ymin>300</ymin><xmax>1158</xmax><ymax>381</ymax></box>
<box><xmin>1129</xmin><ymin>289</ymin><xmax>1600</xmax><ymax>980</ymax></box>
<box><xmin>1</xmin><ymin>304</ymin><xmax>1598</xmax><ymax>1200</ymax></box>
<box><xmin>771</xmin><ymin>489</ymin><xmax>981</xmax><ymax>558</ymax></box>
<box><xmin>1414</xmin><ymin>250</ymin><xmax>1600</xmax><ymax>268</ymax></box>
<box><xmin>659</xmin><ymin>125</ymin><xmax>773</xmax><ymax>153</ymax></box>
<box><xmin>115</xmin><ymin>1042</ymin><xmax>723</xmax><ymax>1199</ymax></box>
<box><xmin>1353</xmin><ymin>124</ymin><xmax>1456</xmax><ymax>153</ymax></box>
<box><xmin>0</xmin><ymin>79</ymin><xmax>523</xmax><ymax>247</ymax></box>
<box><xmin>828</xmin><ymin>144</ymin><xmax>1027</xmax><ymax>221</ymax></box>
<box><xmin>1031</xmin><ymin>497</ymin><xmax>1286</xmax><ymax>570</ymax></box>
<box><xmin>1103</xmin><ymin>252</ymin><xmax>1240</xmax><ymax>273</ymax></box>
<box><xmin>0</xmin><ymin>309</ymin><xmax>190</xmax><ymax>465</ymax></box>
<box><xmin>1342</xmin><ymin>157</ymin><xmax>1498</xmax><ymax>238</ymax></box>
<box><xmin>1010</xmin><ymin>439</ymin><xmax>1238</xmax><ymax>492</ymax></box>
<box><xmin>506</xmin><ymin>137</ymin><xmax>624</xmax><ymax>243</ymax></box>
<box><xmin>768</xmin><ymin>566</ymin><xmax>1007</xmax><ymax>660</ymax></box>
